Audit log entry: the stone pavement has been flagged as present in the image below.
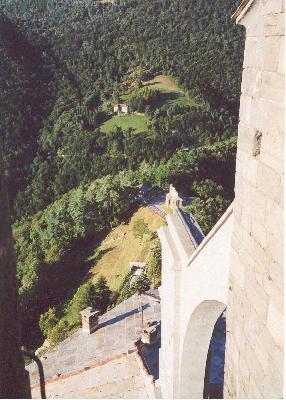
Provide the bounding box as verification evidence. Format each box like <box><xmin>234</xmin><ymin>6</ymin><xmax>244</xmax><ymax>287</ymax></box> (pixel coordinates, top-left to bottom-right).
<box><xmin>31</xmin><ymin>353</ymin><xmax>150</xmax><ymax>399</ymax></box>
<box><xmin>27</xmin><ymin>293</ymin><xmax>160</xmax><ymax>396</ymax></box>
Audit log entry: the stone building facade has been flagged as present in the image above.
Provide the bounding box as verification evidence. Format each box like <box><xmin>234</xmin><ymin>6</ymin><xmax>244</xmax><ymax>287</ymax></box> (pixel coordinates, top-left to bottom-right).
<box><xmin>224</xmin><ymin>0</ymin><xmax>284</xmax><ymax>397</ymax></box>
<box><xmin>158</xmin><ymin>0</ymin><xmax>284</xmax><ymax>398</ymax></box>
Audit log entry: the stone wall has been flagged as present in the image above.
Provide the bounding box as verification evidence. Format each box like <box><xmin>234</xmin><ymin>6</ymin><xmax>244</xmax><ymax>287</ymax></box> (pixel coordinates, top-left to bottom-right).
<box><xmin>158</xmin><ymin>206</ymin><xmax>233</xmax><ymax>398</ymax></box>
<box><xmin>224</xmin><ymin>0</ymin><xmax>284</xmax><ymax>397</ymax></box>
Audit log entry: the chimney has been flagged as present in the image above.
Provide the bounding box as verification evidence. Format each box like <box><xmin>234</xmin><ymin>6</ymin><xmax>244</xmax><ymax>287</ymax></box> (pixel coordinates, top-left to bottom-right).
<box><xmin>80</xmin><ymin>307</ymin><xmax>100</xmax><ymax>334</ymax></box>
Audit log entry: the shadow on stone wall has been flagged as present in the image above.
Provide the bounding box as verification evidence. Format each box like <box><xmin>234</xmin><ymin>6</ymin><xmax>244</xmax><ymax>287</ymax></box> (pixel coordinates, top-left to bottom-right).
<box><xmin>203</xmin><ymin>312</ymin><xmax>226</xmax><ymax>399</ymax></box>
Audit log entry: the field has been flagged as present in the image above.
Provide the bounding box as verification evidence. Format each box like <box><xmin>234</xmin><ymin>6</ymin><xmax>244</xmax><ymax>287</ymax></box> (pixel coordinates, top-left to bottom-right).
<box><xmin>142</xmin><ymin>74</ymin><xmax>198</xmax><ymax>108</ymax></box>
<box><xmin>143</xmin><ymin>74</ymin><xmax>183</xmax><ymax>92</ymax></box>
<box><xmin>86</xmin><ymin>206</ymin><xmax>165</xmax><ymax>291</ymax></box>
<box><xmin>100</xmin><ymin>113</ymin><xmax>149</xmax><ymax>134</ymax></box>
<box><xmin>99</xmin><ymin>75</ymin><xmax>197</xmax><ymax>134</ymax></box>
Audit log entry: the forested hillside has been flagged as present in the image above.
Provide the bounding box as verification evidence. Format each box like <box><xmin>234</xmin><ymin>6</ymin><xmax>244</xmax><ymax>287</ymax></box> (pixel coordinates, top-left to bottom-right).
<box><xmin>0</xmin><ymin>0</ymin><xmax>244</xmax><ymax>348</ymax></box>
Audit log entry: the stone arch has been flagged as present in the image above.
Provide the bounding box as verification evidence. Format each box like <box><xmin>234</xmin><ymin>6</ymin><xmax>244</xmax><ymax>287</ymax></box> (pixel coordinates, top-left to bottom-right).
<box><xmin>179</xmin><ymin>300</ymin><xmax>226</xmax><ymax>399</ymax></box>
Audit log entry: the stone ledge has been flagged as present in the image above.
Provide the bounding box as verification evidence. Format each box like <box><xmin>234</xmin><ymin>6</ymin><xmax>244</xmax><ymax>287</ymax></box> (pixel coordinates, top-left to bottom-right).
<box><xmin>30</xmin><ymin>348</ymin><xmax>137</xmax><ymax>390</ymax></box>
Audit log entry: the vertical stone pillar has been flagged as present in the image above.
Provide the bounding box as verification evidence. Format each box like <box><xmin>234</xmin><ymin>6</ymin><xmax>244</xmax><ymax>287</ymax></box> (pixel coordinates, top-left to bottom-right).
<box><xmin>225</xmin><ymin>1</ymin><xmax>284</xmax><ymax>397</ymax></box>
<box><xmin>80</xmin><ymin>307</ymin><xmax>100</xmax><ymax>334</ymax></box>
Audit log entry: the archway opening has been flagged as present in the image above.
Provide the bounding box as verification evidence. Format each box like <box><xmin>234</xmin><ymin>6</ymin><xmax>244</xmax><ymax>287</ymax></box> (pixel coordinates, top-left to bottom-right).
<box><xmin>203</xmin><ymin>311</ymin><xmax>226</xmax><ymax>399</ymax></box>
<box><xmin>179</xmin><ymin>300</ymin><xmax>226</xmax><ymax>399</ymax></box>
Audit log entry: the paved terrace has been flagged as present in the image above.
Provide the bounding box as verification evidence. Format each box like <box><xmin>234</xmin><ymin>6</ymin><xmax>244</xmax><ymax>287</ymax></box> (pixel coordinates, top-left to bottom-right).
<box><xmin>31</xmin><ymin>352</ymin><xmax>151</xmax><ymax>399</ymax></box>
<box><xmin>27</xmin><ymin>293</ymin><xmax>160</xmax><ymax>397</ymax></box>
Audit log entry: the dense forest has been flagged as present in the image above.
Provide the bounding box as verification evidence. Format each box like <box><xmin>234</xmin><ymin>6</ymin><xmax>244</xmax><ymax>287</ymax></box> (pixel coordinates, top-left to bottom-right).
<box><xmin>0</xmin><ymin>0</ymin><xmax>244</xmax><ymax>349</ymax></box>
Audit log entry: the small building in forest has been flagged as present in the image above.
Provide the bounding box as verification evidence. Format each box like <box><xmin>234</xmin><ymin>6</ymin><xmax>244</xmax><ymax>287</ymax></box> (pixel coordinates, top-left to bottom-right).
<box><xmin>114</xmin><ymin>103</ymin><xmax>129</xmax><ymax>114</ymax></box>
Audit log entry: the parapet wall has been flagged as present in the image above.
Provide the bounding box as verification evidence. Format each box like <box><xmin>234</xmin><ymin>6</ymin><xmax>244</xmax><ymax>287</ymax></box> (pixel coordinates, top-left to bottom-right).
<box><xmin>224</xmin><ymin>0</ymin><xmax>284</xmax><ymax>398</ymax></box>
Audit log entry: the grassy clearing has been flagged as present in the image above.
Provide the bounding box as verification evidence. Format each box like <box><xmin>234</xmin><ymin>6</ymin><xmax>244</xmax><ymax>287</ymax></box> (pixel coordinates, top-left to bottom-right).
<box><xmin>100</xmin><ymin>113</ymin><xmax>149</xmax><ymax>133</ymax></box>
<box><xmin>100</xmin><ymin>75</ymin><xmax>198</xmax><ymax>134</ymax></box>
<box><xmin>142</xmin><ymin>74</ymin><xmax>198</xmax><ymax>108</ymax></box>
<box><xmin>87</xmin><ymin>207</ymin><xmax>165</xmax><ymax>291</ymax></box>
<box><xmin>143</xmin><ymin>74</ymin><xmax>182</xmax><ymax>92</ymax></box>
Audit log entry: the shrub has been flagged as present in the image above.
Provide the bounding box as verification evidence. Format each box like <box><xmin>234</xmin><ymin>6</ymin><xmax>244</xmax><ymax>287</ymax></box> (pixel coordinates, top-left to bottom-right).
<box><xmin>116</xmin><ymin>272</ymin><xmax>133</xmax><ymax>303</ymax></box>
<box><xmin>70</xmin><ymin>281</ymin><xmax>97</xmax><ymax>322</ymax></box>
<box><xmin>117</xmin><ymin>271</ymin><xmax>151</xmax><ymax>304</ymax></box>
<box><xmin>147</xmin><ymin>239</ymin><xmax>162</xmax><ymax>288</ymax></box>
<box><xmin>94</xmin><ymin>275</ymin><xmax>111</xmax><ymax>313</ymax></box>
<box><xmin>39</xmin><ymin>307</ymin><xmax>59</xmax><ymax>337</ymax></box>
<box><xmin>47</xmin><ymin>320</ymin><xmax>69</xmax><ymax>345</ymax></box>
<box><xmin>132</xmin><ymin>219</ymin><xmax>150</xmax><ymax>240</ymax></box>
<box><xmin>130</xmin><ymin>274</ymin><xmax>150</xmax><ymax>294</ymax></box>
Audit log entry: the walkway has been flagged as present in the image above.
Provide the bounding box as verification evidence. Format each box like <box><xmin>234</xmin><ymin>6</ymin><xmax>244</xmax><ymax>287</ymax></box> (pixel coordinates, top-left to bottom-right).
<box><xmin>31</xmin><ymin>352</ymin><xmax>150</xmax><ymax>399</ymax></box>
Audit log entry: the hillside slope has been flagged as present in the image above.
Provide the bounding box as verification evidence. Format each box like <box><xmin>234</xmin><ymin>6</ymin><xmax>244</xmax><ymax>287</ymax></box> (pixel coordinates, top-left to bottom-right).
<box><xmin>0</xmin><ymin>0</ymin><xmax>243</xmax><ymax>351</ymax></box>
<box><xmin>0</xmin><ymin>0</ymin><xmax>244</xmax><ymax>217</ymax></box>
<box><xmin>88</xmin><ymin>206</ymin><xmax>164</xmax><ymax>291</ymax></box>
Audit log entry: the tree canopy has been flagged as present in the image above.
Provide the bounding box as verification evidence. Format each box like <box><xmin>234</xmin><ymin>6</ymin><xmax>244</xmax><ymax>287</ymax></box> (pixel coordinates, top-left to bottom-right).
<box><xmin>0</xmin><ymin>0</ymin><xmax>244</xmax><ymax>349</ymax></box>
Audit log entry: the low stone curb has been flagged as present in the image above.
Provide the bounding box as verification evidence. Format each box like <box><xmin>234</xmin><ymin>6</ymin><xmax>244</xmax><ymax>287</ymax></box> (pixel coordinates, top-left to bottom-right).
<box><xmin>134</xmin><ymin>341</ymin><xmax>156</xmax><ymax>398</ymax></box>
<box><xmin>30</xmin><ymin>348</ymin><xmax>137</xmax><ymax>390</ymax></box>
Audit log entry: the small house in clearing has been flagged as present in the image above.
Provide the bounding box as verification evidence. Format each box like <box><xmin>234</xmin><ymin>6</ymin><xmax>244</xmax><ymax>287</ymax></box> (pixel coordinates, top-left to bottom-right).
<box><xmin>114</xmin><ymin>103</ymin><xmax>129</xmax><ymax>114</ymax></box>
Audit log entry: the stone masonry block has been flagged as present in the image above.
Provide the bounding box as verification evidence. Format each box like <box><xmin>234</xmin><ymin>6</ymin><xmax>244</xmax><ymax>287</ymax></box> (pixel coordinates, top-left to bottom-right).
<box><xmin>254</xmin><ymin>337</ymin><xmax>269</xmax><ymax>375</ymax></box>
<box><xmin>226</xmin><ymin>333</ymin><xmax>240</xmax><ymax>370</ymax></box>
<box><xmin>245</xmin><ymin>267</ymin><xmax>269</xmax><ymax>320</ymax></box>
<box><xmin>267</xmin><ymin>300</ymin><xmax>284</xmax><ymax>348</ymax></box>
<box><xmin>257</xmin><ymin>161</ymin><xmax>282</xmax><ymax>203</ymax></box>
<box><xmin>230</xmin><ymin>229</ymin><xmax>241</xmax><ymax>254</ymax></box>
<box><xmin>262</xmin><ymin>0</ymin><xmax>284</xmax><ymax>15</ymax></box>
<box><xmin>243</xmin><ymin>36</ymin><xmax>264</xmax><ymax>69</ymax></box>
<box><xmin>262</xmin><ymin>366</ymin><xmax>283</xmax><ymax>398</ymax></box>
<box><xmin>263</xmin><ymin>274</ymin><xmax>283</xmax><ymax>314</ymax></box>
<box><xmin>238</xmin><ymin>355</ymin><xmax>251</xmax><ymax>397</ymax></box>
<box><xmin>233</xmin><ymin>201</ymin><xmax>242</xmax><ymax>224</ymax></box>
<box><xmin>241</xmin><ymin>228</ymin><xmax>259</xmax><ymax>258</ymax></box>
<box><xmin>253</xmin><ymin>256</ymin><xmax>269</xmax><ymax>287</ymax></box>
<box><xmin>244</xmin><ymin>341</ymin><xmax>266</xmax><ymax>389</ymax></box>
<box><xmin>240</xmin><ymin>68</ymin><xmax>261</xmax><ymax>97</ymax></box>
<box><xmin>251</xmin><ymin>219</ymin><xmax>267</xmax><ymax>249</ymax></box>
<box><xmin>250</xmin><ymin>97</ymin><xmax>284</xmax><ymax>134</ymax></box>
<box><xmin>260</xmin><ymin>129</ymin><xmax>284</xmax><ymax>174</ymax></box>
<box><xmin>258</xmin><ymin>327</ymin><xmax>283</xmax><ymax>373</ymax></box>
<box><xmin>263</xmin><ymin>259</ymin><xmax>283</xmax><ymax>294</ymax></box>
<box><xmin>278</xmin><ymin>35</ymin><xmax>284</xmax><ymax>73</ymax></box>
<box><xmin>262</xmin><ymin>36</ymin><xmax>283</xmax><ymax>71</ymax></box>
<box><xmin>265</xmin><ymin>198</ymin><xmax>283</xmax><ymax>238</ymax></box>
<box><xmin>267</xmin><ymin>231</ymin><xmax>283</xmax><ymax>266</ymax></box>
<box><xmin>248</xmin><ymin>379</ymin><xmax>263</xmax><ymax>399</ymax></box>
<box><xmin>237</xmin><ymin>150</ymin><xmax>258</xmax><ymax>188</ymax></box>
<box><xmin>239</xmin><ymin>206</ymin><xmax>252</xmax><ymax>236</ymax></box>
<box><xmin>236</xmin><ymin>121</ymin><xmax>252</xmax><ymax>152</ymax></box>
<box><xmin>258</xmin><ymin>71</ymin><xmax>284</xmax><ymax>103</ymax></box>
<box><xmin>243</xmin><ymin>306</ymin><xmax>264</xmax><ymax>347</ymax></box>
<box><xmin>239</xmin><ymin>94</ymin><xmax>252</xmax><ymax>125</ymax></box>
<box><xmin>249</xmin><ymin>188</ymin><xmax>267</xmax><ymax>223</ymax></box>
<box><xmin>246</xmin><ymin>18</ymin><xmax>264</xmax><ymax>38</ymax></box>
<box><xmin>238</xmin><ymin>246</ymin><xmax>254</xmax><ymax>270</ymax></box>
<box><xmin>231</xmin><ymin>251</ymin><xmax>245</xmax><ymax>288</ymax></box>
<box><xmin>268</xmin><ymin>347</ymin><xmax>284</xmax><ymax>375</ymax></box>
<box><xmin>227</xmin><ymin>310</ymin><xmax>245</xmax><ymax>351</ymax></box>
<box><xmin>264</xmin><ymin>13</ymin><xmax>285</xmax><ymax>37</ymax></box>
<box><xmin>233</xmin><ymin>174</ymin><xmax>243</xmax><ymax>198</ymax></box>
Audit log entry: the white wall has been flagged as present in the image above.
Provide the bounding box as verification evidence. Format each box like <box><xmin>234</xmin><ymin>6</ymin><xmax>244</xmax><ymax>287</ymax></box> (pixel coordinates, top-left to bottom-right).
<box><xmin>158</xmin><ymin>209</ymin><xmax>233</xmax><ymax>398</ymax></box>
